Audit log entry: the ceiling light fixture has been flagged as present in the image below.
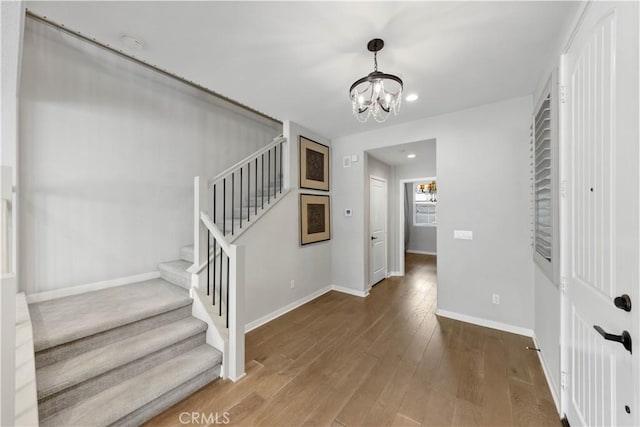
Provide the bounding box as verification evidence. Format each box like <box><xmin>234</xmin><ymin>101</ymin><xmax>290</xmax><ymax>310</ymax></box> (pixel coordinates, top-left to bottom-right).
<box><xmin>407</xmin><ymin>154</ymin><xmax>416</xmax><ymax>159</ymax></box>
<box><xmin>349</xmin><ymin>38</ymin><xmax>403</xmax><ymax>123</ymax></box>
<box><xmin>406</xmin><ymin>93</ymin><xmax>419</xmax><ymax>102</ymax></box>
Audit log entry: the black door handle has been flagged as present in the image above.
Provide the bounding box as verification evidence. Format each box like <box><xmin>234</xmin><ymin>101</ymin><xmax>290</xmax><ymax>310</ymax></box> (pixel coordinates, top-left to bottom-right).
<box><xmin>593</xmin><ymin>325</ymin><xmax>632</xmax><ymax>354</ymax></box>
<box><xmin>371</xmin><ymin>236</ymin><xmax>378</xmax><ymax>240</ymax></box>
<box><xmin>614</xmin><ymin>294</ymin><xmax>632</xmax><ymax>312</ymax></box>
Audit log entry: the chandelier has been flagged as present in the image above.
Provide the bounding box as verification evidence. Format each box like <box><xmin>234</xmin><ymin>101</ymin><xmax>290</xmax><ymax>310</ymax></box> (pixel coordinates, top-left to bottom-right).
<box><xmin>349</xmin><ymin>38</ymin><xmax>403</xmax><ymax>123</ymax></box>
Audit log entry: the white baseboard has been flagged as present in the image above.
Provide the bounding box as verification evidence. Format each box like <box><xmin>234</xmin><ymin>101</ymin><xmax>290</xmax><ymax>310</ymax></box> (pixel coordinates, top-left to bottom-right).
<box><xmin>26</xmin><ymin>271</ymin><xmax>161</xmax><ymax>303</ymax></box>
<box><xmin>406</xmin><ymin>250</ymin><xmax>437</xmax><ymax>255</ymax></box>
<box><xmin>532</xmin><ymin>334</ymin><xmax>561</xmax><ymax>414</ymax></box>
<box><xmin>245</xmin><ymin>286</ymin><xmax>333</xmax><ymax>332</ymax></box>
<box><xmin>244</xmin><ymin>284</ymin><xmax>370</xmax><ymax>333</ymax></box>
<box><xmin>331</xmin><ymin>284</ymin><xmax>369</xmax><ymax>298</ymax></box>
<box><xmin>387</xmin><ymin>271</ymin><xmax>402</xmax><ymax>277</ymax></box>
<box><xmin>435</xmin><ymin>308</ymin><xmax>533</xmax><ymax>337</ymax></box>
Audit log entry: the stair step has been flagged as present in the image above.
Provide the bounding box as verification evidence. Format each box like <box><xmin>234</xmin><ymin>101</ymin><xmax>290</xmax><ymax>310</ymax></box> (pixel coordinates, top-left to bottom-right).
<box><xmin>37</xmin><ymin>317</ymin><xmax>207</xmax><ymax>419</ymax></box>
<box><xmin>40</xmin><ymin>344</ymin><xmax>222</xmax><ymax>427</ymax></box>
<box><xmin>158</xmin><ymin>260</ymin><xmax>192</xmax><ymax>289</ymax></box>
<box><xmin>180</xmin><ymin>245</ymin><xmax>194</xmax><ymax>263</ymax></box>
<box><xmin>29</xmin><ymin>279</ymin><xmax>192</xmax><ymax>367</ymax></box>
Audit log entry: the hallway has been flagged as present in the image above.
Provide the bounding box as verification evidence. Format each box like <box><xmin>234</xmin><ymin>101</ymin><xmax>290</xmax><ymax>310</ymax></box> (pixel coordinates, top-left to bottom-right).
<box><xmin>147</xmin><ymin>253</ymin><xmax>559</xmax><ymax>426</ymax></box>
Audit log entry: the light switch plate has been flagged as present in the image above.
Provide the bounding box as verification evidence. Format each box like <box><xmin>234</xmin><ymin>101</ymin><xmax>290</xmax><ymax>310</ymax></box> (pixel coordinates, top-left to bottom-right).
<box><xmin>343</xmin><ymin>156</ymin><xmax>352</xmax><ymax>168</ymax></box>
<box><xmin>454</xmin><ymin>230</ymin><xmax>473</xmax><ymax>240</ymax></box>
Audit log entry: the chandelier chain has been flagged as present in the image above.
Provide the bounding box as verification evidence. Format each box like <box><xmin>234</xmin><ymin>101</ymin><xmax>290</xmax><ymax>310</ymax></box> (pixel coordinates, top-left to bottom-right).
<box><xmin>373</xmin><ymin>51</ymin><xmax>378</xmax><ymax>72</ymax></box>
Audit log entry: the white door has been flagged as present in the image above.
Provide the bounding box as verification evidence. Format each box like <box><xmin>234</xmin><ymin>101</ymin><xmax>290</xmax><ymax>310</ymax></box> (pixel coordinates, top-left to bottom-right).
<box><xmin>562</xmin><ymin>2</ymin><xmax>639</xmax><ymax>425</ymax></box>
<box><xmin>370</xmin><ymin>176</ymin><xmax>387</xmax><ymax>286</ymax></box>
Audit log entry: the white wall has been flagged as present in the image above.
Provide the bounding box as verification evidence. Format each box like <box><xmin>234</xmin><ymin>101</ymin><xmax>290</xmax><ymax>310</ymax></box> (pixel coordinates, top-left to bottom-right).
<box><xmin>18</xmin><ymin>19</ymin><xmax>281</xmax><ymax>294</ymax></box>
<box><xmin>237</xmin><ymin>121</ymin><xmax>332</xmax><ymax>326</ymax></box>
<box><xmin>1</xmin><ymin>1</ymin><xmax>24</xmax><ymax>425</ymax></box>
<box><xmin>332</xmin><ymin>96</ymin><xmax>534</xmax><ymax>330</ymax></box>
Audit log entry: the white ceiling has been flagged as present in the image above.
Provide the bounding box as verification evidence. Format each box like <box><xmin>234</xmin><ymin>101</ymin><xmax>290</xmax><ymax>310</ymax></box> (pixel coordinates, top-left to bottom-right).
<box><xmin>25</xmin><ymin>1</ymin><xmax>579</xmax><ymax>139</ymax></box>
<box><xmin>368</xmin><ymin>139</ymin><xmax>436</xmax><ymax>166</ymax></box>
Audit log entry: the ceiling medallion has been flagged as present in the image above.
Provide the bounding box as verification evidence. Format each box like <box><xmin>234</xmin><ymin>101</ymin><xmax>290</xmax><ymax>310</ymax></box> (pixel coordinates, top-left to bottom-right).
<box><xmin>349</xmin><ymin>38</ymin><xmax>403</xmax><ymax>123</ymax></box>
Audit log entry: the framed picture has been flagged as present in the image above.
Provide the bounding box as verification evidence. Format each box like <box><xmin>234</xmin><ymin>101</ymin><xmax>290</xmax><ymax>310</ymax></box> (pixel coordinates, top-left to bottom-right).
<box><xmin>300</xmin><ymin>194</ymin><xmax>331</xmax><ymax>245</ymax></box>
<box><xmin>299</xmin><ymin>136</ymin><xmax>330</xmax><ymax>191</ymax></box>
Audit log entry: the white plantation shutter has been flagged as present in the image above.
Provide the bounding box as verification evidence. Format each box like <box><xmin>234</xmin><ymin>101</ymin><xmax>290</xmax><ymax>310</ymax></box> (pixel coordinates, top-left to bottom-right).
<box><xmin>532</xmin><ymin>74</ymin><xmax>559</xmax><ymax>283</ymax></box>
<box><xmin>534</xmin><ymin>94</ymin><xmax>552</xmax><ymax>261</ymax></box>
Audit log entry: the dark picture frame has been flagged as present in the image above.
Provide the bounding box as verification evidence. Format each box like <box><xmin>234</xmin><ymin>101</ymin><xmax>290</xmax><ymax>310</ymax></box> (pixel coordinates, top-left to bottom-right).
<box><xmin>300</xmin><ymin>194</ymin><xmax>331</xmax><ymax>245</ymax></box>
<box><xmin>299</xmin><ymin>136</ymin><xmax>330</xmax><ymax>191</ymax></box>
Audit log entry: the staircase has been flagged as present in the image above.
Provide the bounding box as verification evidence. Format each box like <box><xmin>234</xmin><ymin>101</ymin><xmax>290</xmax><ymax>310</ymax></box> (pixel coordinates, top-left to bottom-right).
<box><xmin>29</xmin><ymin>279</ymin><xmax>222</xmax><ymax>426</ymax></box>
<box><xmin>28</xmin><ymin>135</ymin><xmax>289</xmax><ymax>425</ymax></box>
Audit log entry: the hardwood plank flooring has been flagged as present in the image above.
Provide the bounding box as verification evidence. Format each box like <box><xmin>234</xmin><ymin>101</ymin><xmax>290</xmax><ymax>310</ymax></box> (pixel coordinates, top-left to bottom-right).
<box><xmin>146</xmin><ymin>253</ymin><xmax>560</xmax><ymax>426</ymax></box>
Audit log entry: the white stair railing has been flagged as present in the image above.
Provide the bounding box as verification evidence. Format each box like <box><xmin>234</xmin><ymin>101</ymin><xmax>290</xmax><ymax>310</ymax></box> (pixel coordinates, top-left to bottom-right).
<box><xmin>189</xmin><ymin>135</ymin><xmax>288</xmax><ymax>382</ymax></box>
<box><xmin>208</xmin><ymin>135</ymin><xmax>287</xmax><ymax>237</ymax></box>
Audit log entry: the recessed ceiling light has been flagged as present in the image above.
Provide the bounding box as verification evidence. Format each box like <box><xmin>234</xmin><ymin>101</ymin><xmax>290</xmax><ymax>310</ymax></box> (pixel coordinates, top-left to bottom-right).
<box><xmin>407</xmin><ymin>154</ymin><xmax>416</xmax><ymax>159</ymax></box>
<box><xmin>121</xmin><ymin>35</ymin><xmax>144</xmax><ymax>51</ymax></box>
<box><xmin>406</xmin><ymin>93</ymin><xmax>419</xmax><ymax>102</ymax></box>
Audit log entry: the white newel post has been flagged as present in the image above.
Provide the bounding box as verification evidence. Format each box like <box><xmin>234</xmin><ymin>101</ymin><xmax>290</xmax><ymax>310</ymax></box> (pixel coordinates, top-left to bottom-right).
<box><xmin>228</xmin><ymin>244</ymin><xmax>245</xmax><ymax>382</ymax></box>
<box><xmin>192</xmin><ymin>176</ymin><xmax>207</xmax><ymax>290</ymax></box>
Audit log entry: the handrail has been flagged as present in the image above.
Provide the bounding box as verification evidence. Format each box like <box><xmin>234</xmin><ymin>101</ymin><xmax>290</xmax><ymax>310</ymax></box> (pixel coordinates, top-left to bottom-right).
<box><xmin>209</xmin><ymin>135</ymin><xmax>286</xmax><ymax>188</ymax></box>
<box><xmin>200</xmin><ymin>212</ymin><xmax>231</xmax><ymax>254</ymax></box>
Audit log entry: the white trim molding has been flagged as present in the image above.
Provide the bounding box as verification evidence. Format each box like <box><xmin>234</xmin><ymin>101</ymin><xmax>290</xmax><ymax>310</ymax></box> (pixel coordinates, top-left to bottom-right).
<box><xmin>387</xmin><ymin>271</ymin><xmax>402</xmax><ymax>278</ymax></box>
<box><xmin>245</xmin><ymin>286</ymin><xmax>332</xmax><ymax>332</ymax></box>
<box><xmin>25</xmin><ymin>271</ymin><xmax>161</xmax><ymax>303</ymax></box>
<box><xmin>331</xmin><ymin>285</ymin><xmax>369</xmax><ymax>298</ymax></box>
<box><xmin>532</xmin><ymin>334</ymin><xmax>561</xmax><ymax>414</ymax></box>
<box><xmin>435</xmin><ymin>308</ymin><xmax>534</xmax><ymax>337</ymax></box>
<box><xmin>244</xmin><ymin>284</ymin><xmax>370</xmax><ymax>333</ymax></box>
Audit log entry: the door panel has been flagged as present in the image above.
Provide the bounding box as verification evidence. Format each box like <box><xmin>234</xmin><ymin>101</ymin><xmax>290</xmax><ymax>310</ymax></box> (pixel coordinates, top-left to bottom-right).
<box><xmin>370</xmin><ymin>177</ymin><xmax>387</xmax><ymax>286</ymax></box>
<box><xmin>563</xmin><ymin>2</ymin><xmax>638</xmax><ymax>426</ymax></box>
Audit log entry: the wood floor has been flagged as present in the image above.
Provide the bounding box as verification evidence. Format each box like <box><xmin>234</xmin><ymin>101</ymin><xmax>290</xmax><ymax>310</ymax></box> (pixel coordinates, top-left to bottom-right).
<box><xmin>146</xmin><ymin>253</ymin><xmax>560</xmax><ymax>426</ymax></box>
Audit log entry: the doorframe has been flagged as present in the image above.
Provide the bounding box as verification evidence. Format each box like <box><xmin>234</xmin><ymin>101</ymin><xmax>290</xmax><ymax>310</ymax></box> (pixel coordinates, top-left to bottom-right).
<box><xmin>368</xmin><ymin>175</ymin><xmax>388</xmax><ymax>288</ymax></box>
<box><xmin>397</xmin><ymin>176</ymin><xmax>437</xmax><ymax>276</ymax></box>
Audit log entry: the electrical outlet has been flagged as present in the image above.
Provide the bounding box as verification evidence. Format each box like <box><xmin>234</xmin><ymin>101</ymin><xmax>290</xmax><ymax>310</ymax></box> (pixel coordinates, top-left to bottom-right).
<box><xmin>492</xmin><ymin>294</ymin><xmax>500</xmax><ymax>304</ymax></box>
<box><xmin>290</xmin><ymin>280</ymin><xmax>295</xmax><ymax>289</ymax></box>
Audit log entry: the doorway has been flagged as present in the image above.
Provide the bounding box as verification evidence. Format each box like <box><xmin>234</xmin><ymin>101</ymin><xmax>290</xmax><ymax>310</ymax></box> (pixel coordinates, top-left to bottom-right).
<box><xmin>398</xmin><ymin>177</ymin><xmax>438</xmax><ymax>276</ymax></box>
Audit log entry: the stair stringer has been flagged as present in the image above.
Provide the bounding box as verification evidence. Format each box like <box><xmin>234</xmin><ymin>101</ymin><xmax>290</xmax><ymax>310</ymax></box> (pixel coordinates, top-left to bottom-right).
<box><xmin>189</xmin><ymin>287</ymin><xmax>229</xmax><ymax>379</ymax></box>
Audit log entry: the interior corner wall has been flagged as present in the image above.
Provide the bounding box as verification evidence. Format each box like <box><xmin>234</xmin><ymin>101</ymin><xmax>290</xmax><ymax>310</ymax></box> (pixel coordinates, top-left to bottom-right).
<box><xmin>236</xmin><ymin>121</ymin><xmax>332</xmax><ymax>326</ymax></box>
<box><xmin>18</xmin><ymin>18</ymin><xmax>281</xmax><ymax>294</ymax></box>
<box><xmin>332</xmin><ymin>96</ymin><xmax>534</xmax><ymax>330</ymax></box>
<box><xmin>529</xmin><ymin>4</ymin><xmax>584</xmax><ymax>403</ymax></box>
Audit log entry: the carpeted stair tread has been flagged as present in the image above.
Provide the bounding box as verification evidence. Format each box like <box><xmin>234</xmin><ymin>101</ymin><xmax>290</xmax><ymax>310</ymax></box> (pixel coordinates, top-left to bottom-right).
<box><xmin>37</xmin><ymin>317</ymin><xmax>207</xmax><ymax>400</ymax></box>
<box><xmin>158</xmin><ymin>260</ymin><xmax>192</xmax><ymax>289</ymax></box>
<box><xmin>29</xmin><ymin>279</ymin><xmax>191</xmax><ymax>352</ymax></box>
<box><xmin>40</xmin><ymin>344</ymin><xmax>222</xmax><ymax>427</ymax></box>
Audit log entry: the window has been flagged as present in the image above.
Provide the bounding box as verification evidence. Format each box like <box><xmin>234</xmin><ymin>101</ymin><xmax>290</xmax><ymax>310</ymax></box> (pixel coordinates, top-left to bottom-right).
<box><xmin>413</xmin><ymin>180</ymin><xmax>437</xmax><ymax>227</ymax></box>
<box><xmin>533</xmin><ymin>76</ymin><xmax>559</xmax><ymax>282</ymax></box>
